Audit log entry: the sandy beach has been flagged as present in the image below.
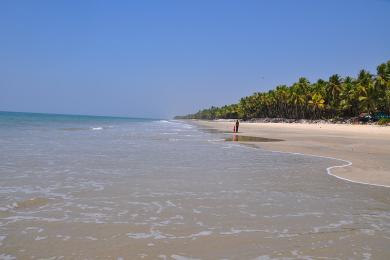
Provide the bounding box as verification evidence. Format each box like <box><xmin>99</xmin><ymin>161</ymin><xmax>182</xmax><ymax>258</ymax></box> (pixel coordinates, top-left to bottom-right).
<box><xmin>192</xmin><ymin>120</ymin><xmax>390</xmax><ymax>187</ymax></box>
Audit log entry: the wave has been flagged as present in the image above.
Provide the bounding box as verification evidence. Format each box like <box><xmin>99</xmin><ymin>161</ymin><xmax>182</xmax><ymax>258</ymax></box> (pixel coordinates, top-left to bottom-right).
<box><xmin>159</xmin><ymin>120</ymin><xmax>193</xmax><ymax>129</ymax></box>
<box><xmin>207</xmin><ymin>139</ymin><xmax>225</xmax><ymax>142</ymax></box>
<box><xmin>60</xmin><ymin>126</ymin><xmax>105</xmax><ymax>131</ymax></box>
<box><xmin>4</xmin><ymin>197</ymin><xmax>50</xmax><ymax>211</ymax></box>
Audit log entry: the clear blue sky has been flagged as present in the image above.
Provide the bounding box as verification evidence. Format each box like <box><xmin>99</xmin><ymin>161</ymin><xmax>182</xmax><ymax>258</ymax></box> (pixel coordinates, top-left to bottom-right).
<box><xmin>1</xmin><ymin>0</ymin><xmax>390</xmax><ymax>118</ymax></box>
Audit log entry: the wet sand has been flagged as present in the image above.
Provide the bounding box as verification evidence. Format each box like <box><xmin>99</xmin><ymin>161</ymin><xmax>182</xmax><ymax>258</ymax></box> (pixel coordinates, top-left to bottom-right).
<box><xmin>192</xmin><ymin>120</ymin><xmax>390</xmax><ymax>187</ymax></box>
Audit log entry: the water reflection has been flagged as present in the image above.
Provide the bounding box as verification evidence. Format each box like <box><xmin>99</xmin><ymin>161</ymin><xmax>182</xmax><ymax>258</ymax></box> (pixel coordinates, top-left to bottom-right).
<box><xmin>226</xmin><ymin>134</ymin><xmax>283</xmax><ymax>142</ymax></box>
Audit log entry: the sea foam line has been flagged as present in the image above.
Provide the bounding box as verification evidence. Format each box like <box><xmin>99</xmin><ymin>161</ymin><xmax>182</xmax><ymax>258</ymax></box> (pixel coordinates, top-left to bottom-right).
<box><xmin>268</xmin><ymin>148</ymin><xmax>389</xmax><ymax>188</ymax></box>
<box><xmin>225</xmin><ymin>140</ymin><xmax>390</xmax><ymax>188</ymax></box>
<box><xmin>187</xmin><ymin>122</ymin><xmax>390</xmax><ymax>188</ymax></box>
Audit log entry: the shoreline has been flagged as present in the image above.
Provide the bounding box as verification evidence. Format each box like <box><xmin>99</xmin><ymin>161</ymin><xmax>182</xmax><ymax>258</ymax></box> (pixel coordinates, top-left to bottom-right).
<box><xmin>189</xmin><ymin>120</ymin><xmax>390</xmax><ymax>187</ymax></box>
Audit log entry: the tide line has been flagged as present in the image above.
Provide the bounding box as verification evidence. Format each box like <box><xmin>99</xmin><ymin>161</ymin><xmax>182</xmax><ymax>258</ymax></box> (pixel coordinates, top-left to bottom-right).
<box><xmin>236</xmin><ymin>143</ymin><xmax>390</xmax><ymax>189</ymax></box>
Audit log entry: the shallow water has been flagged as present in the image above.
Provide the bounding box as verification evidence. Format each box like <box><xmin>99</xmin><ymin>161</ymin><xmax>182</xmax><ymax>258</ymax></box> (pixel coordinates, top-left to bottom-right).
<box><xmin>224</xmin><ymin>135</ymin><xmax>283</xmax><ymax>142</ymax></box>
<box><xmin>0</xmin><ymin>112</ymin><xmax>389</xmax><ymax>259</ymax></box>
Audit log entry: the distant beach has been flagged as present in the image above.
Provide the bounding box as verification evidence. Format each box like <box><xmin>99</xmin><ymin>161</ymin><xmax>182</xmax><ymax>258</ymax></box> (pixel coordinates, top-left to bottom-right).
<box><xmin>191</xmin><ymin>120</ymin><xmax>390</xmax><ymax>187</ymax></box>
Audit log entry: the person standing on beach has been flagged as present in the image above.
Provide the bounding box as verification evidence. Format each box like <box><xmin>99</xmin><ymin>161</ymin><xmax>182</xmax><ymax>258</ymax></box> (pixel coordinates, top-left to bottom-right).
<box><xmin>235</xmin><ymin>120</ymin><xmax>239</xmax><ymax>133</ymax></box>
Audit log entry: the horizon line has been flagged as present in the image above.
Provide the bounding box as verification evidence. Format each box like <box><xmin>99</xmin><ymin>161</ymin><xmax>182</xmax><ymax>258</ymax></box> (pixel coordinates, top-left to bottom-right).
<box><xmin>0</xmin><ymin>110</ymin><xmax>165</xmax><ymax>121</ymax></box>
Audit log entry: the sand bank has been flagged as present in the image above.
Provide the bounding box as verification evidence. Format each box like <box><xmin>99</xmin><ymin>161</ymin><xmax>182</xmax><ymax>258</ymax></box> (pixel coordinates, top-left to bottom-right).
<box><xmin>191</xmin><ymin>120</ymin><xmax>390</xmax><ymax>187</ymax></box>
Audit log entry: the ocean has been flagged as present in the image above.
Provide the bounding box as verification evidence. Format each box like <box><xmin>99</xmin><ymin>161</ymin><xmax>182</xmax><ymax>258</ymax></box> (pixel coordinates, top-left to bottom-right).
<box><xmin>0</xmin><ymin>111</ymin><xmax>389</xmax><ymax>259</ymax></box>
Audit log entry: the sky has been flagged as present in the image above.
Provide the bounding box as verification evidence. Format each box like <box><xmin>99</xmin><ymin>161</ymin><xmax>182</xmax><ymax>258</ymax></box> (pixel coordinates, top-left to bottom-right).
<box><xmin>1</xmin><ymin>0</ymin><xmax>390</xmax><ymax>119</ymax></box>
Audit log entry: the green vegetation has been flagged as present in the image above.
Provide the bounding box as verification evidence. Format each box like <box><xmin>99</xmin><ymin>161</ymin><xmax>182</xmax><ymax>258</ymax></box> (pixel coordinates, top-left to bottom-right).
<box><xmin>378</xmin><ymin>118</ymin><xmax>390</xmax><ymax>125</ymax></box>
<box><xmin>176</xmin><ymin>60</ymin><xmax>390</xmax><ymax>121</ymax></box>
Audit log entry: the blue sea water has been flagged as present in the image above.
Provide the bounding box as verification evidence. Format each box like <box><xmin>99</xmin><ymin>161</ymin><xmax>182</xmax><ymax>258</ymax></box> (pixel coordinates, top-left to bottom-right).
<box><xmin>0</xmin><ymin>111</ymin><xmax>389</xmax><ymax>259</ymax></box>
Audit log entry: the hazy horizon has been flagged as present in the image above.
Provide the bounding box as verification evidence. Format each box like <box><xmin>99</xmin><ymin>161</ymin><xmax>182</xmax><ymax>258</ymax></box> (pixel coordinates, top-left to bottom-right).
<box><xmin>1</xmin><ymin>0</ymin><xmax>390</xmax><ymax>118</ymax></box>
<box><xmin>0</xmin><ymin>110</ymin><xmax>164</xmax><ymax>120</ymax></box>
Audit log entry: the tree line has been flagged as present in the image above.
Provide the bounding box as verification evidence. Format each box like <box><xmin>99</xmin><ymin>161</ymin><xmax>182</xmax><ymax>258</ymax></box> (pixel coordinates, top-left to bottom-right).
<box><xmin>175</xmin><ymin>60</ymin><xmax>390</xmax><ymax>120</ymax></box>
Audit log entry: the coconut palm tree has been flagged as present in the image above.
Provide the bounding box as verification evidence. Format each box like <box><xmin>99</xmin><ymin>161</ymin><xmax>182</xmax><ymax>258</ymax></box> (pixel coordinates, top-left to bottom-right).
<box><xmin>176</xmin><ymin>60</ymin><xmax>390</xmax><ymax>121</ymax></box>
<box><xmin>309</xmin><ymin>93</ymin><xmax>325</xmax><ymax>119</ymax></box>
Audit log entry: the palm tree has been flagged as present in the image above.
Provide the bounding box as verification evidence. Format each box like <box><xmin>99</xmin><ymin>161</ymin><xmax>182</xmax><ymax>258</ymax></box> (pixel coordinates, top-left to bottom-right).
<box><xmin>339</xmin><ymin>76</ymin><xmax>357</xmax><ymax>116</ymax></box>
<box><xmin>355</xmin><ymin>70</ymin><xmax>376</xmax><ymax>114</ymax></box>
<box><xmin>376</xmin><ymin>62</ymin><xmax>390</xmax><ymax>113</ymax></box>
<box><xmin>326</xmin><ymin>74</ymin><xmax>343</xmax><ymax>116</ymax></box>
<box><xmin>309</xmin><ymin>93</ymin><xmax>325</xmax><ymax>119</ymax></box>
<box><xmin>176</xmin><ymin>60</ymin><xmax>390</xmax><ymax>121</ymax></box>
<box><xmin>358</xmin><ymin>84</ymin><xmax>377</xmax><ymax>114</ymax></box>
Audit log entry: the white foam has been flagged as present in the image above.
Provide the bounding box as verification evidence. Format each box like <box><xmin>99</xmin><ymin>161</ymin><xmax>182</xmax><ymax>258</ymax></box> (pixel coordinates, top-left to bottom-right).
<box><xmin>363</xmin><ymin>252</ymin><xmax>372</xmax><ymax>260</ymax></box>
<box><xmin>0</xmin><ymin>254</ymin><xmax>16</xmax><ymax>260</ymax></box>
<box><xmin>160</xmin><ymin>120</ymin><xmax>194</xmax><ymax>129</ymax></box>
<box><xmin>220</xmin><ymin>228</ymin><xmax>263</xmax><ymax>235</ymax></box>
<box><xmin>85</xmin><ymin>236</ymin><xmax>98</xmax><ymax>240</ymax></box>
<box><xmin>152</xmin><ymin>202</ymin><xmax>163</xmax><ymax>214</ymax></box>
<box><xmin>127</xmin><ymin>231</ymin><xmax>166</xmax><ymax>239</ymax></box>
<box><xmin>56</xmin><ymin>235</ymin><xmax>71</xmax><ymax>241</ymax></box>
<box><xmin>38</xmin><ymin>257</ymin><xmax>64</xmax><ymax>260</ymax></box>
<box><xmin>171</xmin><ymin>255</ymin><xmax>200</xmax><ymax>260</ymax></box>
<box><xmin>240</xmin><ymin>143</ymin><xmax>390</xmax><ymax>188</ymax></box>
<box><xmin>166</xmin><ymin>200</ymin><xmax>176</xmax><ymax>207</ymax></box>
<box><xmin>127</xmin><ymin>230</ymin><xmax>212</xmax><ymax>240</ymax></box>
<box><xmin>207</xmin><ymin>139</ymin><xmax>225</xmax><ymax>142</ymax></box>
<box><xmin>4</xmin><ymin>215</ymin><xmax>67</xmax><ymax>223</ymax></box>
<box><xmin>0</xmin><ymin>235</ymin><xmax>6</xmax><ymax>246</ymax></box>
<box><xmin>187</xmin><ymin>231</ymin><xmax>212</xmax><ymax>238</ymax></box>
<box><xmin>91</xmin><ymin>127</ymin><xmax>103</xmax><ymax>130</ymax></box>
<box><xmin>313</xmin><ymin>220</ymin><xmax>354</xmax><ymax>233</ymax></box>
<box><xmin>6</xmin><ymin>202</ymin><xmax>18</xmax><ymax>210</ymax></box>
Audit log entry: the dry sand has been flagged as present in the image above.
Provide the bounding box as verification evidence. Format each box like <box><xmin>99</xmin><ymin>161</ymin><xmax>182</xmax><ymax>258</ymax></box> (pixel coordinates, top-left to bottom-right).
<box><xmin>192</xmin><ymin>120</ymin><xmax>390</xmax><ymax>187</ymax></box>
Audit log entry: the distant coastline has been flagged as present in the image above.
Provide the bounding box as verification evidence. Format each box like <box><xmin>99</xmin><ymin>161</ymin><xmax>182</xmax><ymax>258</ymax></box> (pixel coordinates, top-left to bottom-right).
<box><xmin>176</xmin><ymin>60</ymin><xmax>390</xmax><ymax>126</ymax></box>
<box><xmin>189</xmin><ymin>117</ymin><xmax>389</xmax><ymax>126</ymax></box>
